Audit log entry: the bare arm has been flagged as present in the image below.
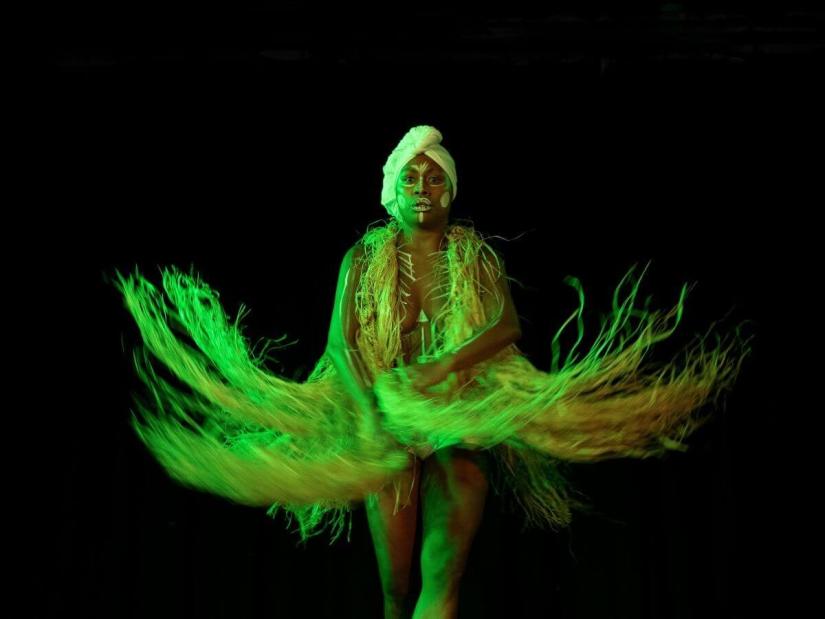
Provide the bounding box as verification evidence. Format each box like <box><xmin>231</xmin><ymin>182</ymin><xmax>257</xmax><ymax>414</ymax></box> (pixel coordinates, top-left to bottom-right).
<box><xmin>324</xmin><ymin>244</ymin><xmax>377</xmax><ymax>414</ymax></box>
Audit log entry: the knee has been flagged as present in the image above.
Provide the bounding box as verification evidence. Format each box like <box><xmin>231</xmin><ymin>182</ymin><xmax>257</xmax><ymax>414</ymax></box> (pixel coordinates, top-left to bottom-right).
<box><xmin>420</xmin><ymin>535</ymin><xmax>464</xmax><ymax>587</ymax></box>
<box><xmin>382</xmin><ymin>581</ymin><xmax>412</xmax><ymax>607</ymax></box>
<box><xmin>420</xmin><ymin>560</ymin><xmax>462</xmax><ymax>599</ymax></box>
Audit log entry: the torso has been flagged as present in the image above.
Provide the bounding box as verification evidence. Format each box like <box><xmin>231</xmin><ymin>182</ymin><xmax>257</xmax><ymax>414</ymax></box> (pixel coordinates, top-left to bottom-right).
<box><xmin>396</xmin><ymin>239</ymin><xmax>449</xmax><ymax>364</ymax></box>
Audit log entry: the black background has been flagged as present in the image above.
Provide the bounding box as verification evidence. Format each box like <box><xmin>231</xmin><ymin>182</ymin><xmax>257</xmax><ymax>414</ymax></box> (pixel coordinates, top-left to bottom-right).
<box><xmin>30</xmin><ymin>2</ymin><xmax>821</xmax><ymax>617</ymax></box>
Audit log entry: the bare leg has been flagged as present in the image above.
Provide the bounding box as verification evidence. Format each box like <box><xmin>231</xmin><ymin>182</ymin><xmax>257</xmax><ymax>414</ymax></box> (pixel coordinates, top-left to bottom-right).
<box><xmin>366</xmin><ymin>453</ymin><xmax>422</xmax><ymax>619</ymax></box>
<box><xmin>413</xmin><ymin>447</ymin><xmax>489</xmax><ymax>619</ymax></box>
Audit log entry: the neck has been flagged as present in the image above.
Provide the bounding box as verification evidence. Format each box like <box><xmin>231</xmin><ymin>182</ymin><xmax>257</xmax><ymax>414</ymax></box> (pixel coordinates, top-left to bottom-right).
<box><xmin>397</xmin><ymin>223</ymin><xmax>448</xmax><ymax>254</ymax></box>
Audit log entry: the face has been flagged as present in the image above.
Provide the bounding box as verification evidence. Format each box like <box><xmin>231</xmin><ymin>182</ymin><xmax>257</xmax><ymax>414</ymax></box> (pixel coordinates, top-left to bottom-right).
<box><xmin>395</xmin><ymin>154</ymin><xmax>453</xmax><ymax>228</ymax></box>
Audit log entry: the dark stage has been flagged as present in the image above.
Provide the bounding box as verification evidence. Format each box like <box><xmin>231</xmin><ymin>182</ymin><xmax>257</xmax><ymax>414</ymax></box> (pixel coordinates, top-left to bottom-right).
<box><xmin>31</xmin><ymin>3</ymin><xmax>820</xmax><ymax>617</ymax></box>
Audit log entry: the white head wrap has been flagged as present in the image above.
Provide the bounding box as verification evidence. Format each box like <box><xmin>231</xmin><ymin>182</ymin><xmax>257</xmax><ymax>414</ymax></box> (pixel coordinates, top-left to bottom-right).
<box><xmin>380</xmin><ymin>125</ymin><xmax>457</xmax><ymax>221</ymax></box>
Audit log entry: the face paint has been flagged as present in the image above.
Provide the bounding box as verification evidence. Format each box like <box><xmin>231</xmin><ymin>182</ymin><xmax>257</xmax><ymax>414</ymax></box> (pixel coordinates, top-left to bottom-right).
<box><xmin>399</xmin><ymin>162</ymin><xmax>431</xmax><ymax>189</ymax></box>
<box><xmin>396</xmin><ymin>155</ymin><xmax>450</xmax><ymax>225</ymax></box>
<box><xmin>411</xmin><ymin>162</ymin><xmax>430</xmax><ymax>197</ymax></box>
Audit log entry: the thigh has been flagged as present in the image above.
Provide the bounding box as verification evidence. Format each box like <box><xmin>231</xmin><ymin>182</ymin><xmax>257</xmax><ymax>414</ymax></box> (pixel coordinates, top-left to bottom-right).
<box><xmin>422</xmin><ymin>447</ymin><xmax>490</xmax><ymax>501</ymax></box>
<box><xmin>365</xmin><ymin>453</ymin><xmax>422</xmax><ymax>593</ymax></box>
<box><xmin>419</xmin><ymin>447</ymin><xmax>489</xmax><ymax>569</ymax></box>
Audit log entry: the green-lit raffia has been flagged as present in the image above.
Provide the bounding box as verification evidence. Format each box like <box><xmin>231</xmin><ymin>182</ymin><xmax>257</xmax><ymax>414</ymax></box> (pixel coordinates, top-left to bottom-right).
<box><xmin>116</xmin><ymin>219</ymin><xmax>749</xmax><ymax>541</ymax></box>
<box><xmin>116</xmin><ymin>268</ymin><xmax>409</xmax><ymax>543</ymax></box>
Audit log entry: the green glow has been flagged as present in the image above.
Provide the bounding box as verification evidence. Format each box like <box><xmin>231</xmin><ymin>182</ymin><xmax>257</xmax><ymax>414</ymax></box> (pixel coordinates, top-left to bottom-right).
<box><xmin>116</xmin><ymin>222</ymin><xmax>748</xmax><ymax>543</ymax></box>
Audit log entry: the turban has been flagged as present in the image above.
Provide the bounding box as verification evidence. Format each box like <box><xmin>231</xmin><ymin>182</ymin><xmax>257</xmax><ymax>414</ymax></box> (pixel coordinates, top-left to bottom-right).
<box><xmin>380</xmin><ymin>125</ymin><xmax>457</xmax><ymax>221</ymax></box>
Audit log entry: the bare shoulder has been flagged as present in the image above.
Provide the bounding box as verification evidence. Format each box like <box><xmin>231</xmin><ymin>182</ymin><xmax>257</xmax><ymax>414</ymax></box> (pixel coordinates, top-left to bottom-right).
<box><xmin>347</xmin><ymin>240</ymin><xmax>367</xmax><ymax>271</ymax></box>
<box><xmin>339</xmin><ymin>240</ymin><xmax>365</xmax><ymax>265</ymax></box>
<box><xmin>351</xmin><ymin>240</ymin><xmax>366</xmax><ymax>260</ymax></box>
<box><xmin>477</xmin><ymin>240</ymin><xmax>506</xmax><ymax>279</ymax></box>
<box><xmin>336</xmin><ymin>241</ymin><xmax>367</xmax><ymax>286</ymax></box>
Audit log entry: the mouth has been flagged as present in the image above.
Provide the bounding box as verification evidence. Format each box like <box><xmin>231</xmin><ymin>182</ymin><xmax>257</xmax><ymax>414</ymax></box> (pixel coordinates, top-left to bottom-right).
<box><xmin>412</xmin><ymin>200</ymin><xmax>432</xmax><ymax>212</ymax></box>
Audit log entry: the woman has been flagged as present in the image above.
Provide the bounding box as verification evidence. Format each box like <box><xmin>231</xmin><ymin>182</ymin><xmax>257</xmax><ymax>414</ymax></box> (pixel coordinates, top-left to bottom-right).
<box><xmin>330</xmin><ymin>129</ymin><xmax>525</xmax><ymax>618</ymax></box>
<box><xmin>117</xmin><ymin>126</ymin><xmax>744</xmax><ymax>619</ymax></box>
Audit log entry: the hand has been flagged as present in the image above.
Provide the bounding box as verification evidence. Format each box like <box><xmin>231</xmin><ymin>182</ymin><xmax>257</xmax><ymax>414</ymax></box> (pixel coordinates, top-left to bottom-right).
<box><xmin>397</xmin><ymin>357</ymin><xmax>453</xmax><ymax>395</ymax></box>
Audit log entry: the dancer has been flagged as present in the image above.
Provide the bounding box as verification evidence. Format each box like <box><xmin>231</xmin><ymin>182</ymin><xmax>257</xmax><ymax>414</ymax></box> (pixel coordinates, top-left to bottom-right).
<box><xmin>117</xmin><ymin>125</ymin><xmax>745</xmax><ymax>619</ymax></box>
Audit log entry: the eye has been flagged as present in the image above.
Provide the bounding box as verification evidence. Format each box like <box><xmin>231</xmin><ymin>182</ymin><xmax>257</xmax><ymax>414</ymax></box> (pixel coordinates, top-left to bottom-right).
<box><xmin>428</xmin><ymin>176</ymin><xmax>444</xmax><ymax>185</ymax></box>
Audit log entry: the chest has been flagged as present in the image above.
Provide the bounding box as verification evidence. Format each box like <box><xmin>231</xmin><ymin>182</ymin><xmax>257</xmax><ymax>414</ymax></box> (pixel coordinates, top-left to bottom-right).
<box><xmin>397</xmin><ymin>249</ymin><xmax>449</xmax><ymax>336</ymax></box>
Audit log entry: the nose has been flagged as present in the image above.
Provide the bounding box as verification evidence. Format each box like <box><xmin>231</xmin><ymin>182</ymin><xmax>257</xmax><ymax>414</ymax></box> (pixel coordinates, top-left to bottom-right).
<box><xmin>414</xmin><ymin>178</ymin><xmax>429</xmax><ymax>195</ymax></box>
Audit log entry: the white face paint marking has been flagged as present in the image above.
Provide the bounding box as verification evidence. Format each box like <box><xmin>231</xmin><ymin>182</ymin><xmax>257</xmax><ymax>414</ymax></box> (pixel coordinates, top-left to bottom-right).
<box><xmin>410</xmin><ymin>162</ymin><xmax>430</xmax><ymax>194</ymax></box>
<box><xmin>399</xmin><ymin>161</ymin><xmax>431</xmax><ymax>187</ymax></box>
<box><xmin>410</xmin><ymin>162</ymin><xmax>431</xmax><ymax>174</ymax></box>
<box><xmin>398</xmin><ymin>158</ymin><xmax>450</xmax><ymax>221</ymax></box>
